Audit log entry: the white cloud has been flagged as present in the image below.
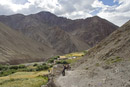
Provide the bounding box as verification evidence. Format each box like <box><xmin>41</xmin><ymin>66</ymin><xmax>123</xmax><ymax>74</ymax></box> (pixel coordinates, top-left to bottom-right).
<box><xmin>0</xmin><ymin>0</ymin><xmax>30</xmax><ymax>12</ymax></box>
<box><xmin>92</xmin><ymin>0</ymin><xmax>130</xmax><ymax>26</ymax></box>
<box><xmin>53</xmin><ymin>0</ymin><xmax>95</xmax><ymax>19</ymax></box>
<box><xmin>11</xmin><ymin>0</ymin><xmax>28</xmax><ymax>5</ymax></box>
<box><xmin>0</xmin><ymin>0</ymin><xmax>129</xmax><ymax>26</ymax></box>
<box><xmin>0</xmin><ymin>4</ymin><xmax>14</xmax><ymax>15</ymax></box>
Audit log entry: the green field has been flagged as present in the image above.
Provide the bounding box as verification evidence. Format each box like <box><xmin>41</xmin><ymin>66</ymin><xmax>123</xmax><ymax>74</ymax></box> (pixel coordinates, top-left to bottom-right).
<box><xmin>0</xmin><ymin>50</ymin><xmax>87</xmax><ymax>87</ymax></box>
<box><xmin>0</xmin><ymin>63</ymin><xmax>49</xmax><ymax>87</ymax></box>
<box><xmin>0</xmin><ymin>70</ymin><xmax>49</xmax><ymax>87</ymax></box>
<box><xmin>64</xmin><ymin>51</ymin><xmax>86</xmax><ymax>57</ymax></box>
<box><xmin>0</xmin><ymin>76</ymin><xmax>48</xmax><ymax>87</ymax></box>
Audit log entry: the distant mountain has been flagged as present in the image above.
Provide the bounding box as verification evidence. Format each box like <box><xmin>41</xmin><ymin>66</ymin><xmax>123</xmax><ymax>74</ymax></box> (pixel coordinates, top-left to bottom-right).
<box><xmin>0</xmin><ymin>11</ymin><xmax>118</xmax><ymax>54</ymax></box>
<box><xmin>62</xmin><ymin>16</ymin><xmax>119</xmax><ymax>46</ymax></box>
<box><xmin>58</xmin><ymin>20</ymin><xmax>130</xmax><ymax>87</ymax></box>
<box><xmin>0</xmin><ymin>22</ymin><xmax>56</xmax><ymax>64</ymax></box>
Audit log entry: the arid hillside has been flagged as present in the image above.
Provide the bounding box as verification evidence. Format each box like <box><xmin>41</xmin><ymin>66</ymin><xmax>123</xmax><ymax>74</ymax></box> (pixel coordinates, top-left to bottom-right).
<box><xmin>55</xmin><ymin>20</ymin><xmax>130</xmax><ymax>87</ymax></box>
<box><xmin>0</xmin><ymin>22</ymin><xmax>56</xmax><ymax>64</ymax></box>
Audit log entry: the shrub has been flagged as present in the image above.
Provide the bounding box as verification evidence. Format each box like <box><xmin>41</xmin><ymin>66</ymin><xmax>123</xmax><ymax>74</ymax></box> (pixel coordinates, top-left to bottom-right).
<box><xmin>48</xmin><ymin>56</ymin><xmax>59</xmax><ymax>63</ymax></box>
<box><xmin>33</xmin><ymin>63</ymin><xmax>38</xmax><ymax>66</ymax></box>
<box><xmin>86</xmin><ymin>67</ymin><xmax>89</xmax><ymax>70</ymax></box>
<box><xmin>18</xmin><ymin>65</ymin><xmax>26</xmax><ymax>68</ymax></box>
<box><xmin>53</xmin><ymin>56</ymin><xmax>59</xmax><ymax>59</ymax></box>
<box><xmin>47</xmin><ymin>59</ymin><xmax>54</xmax><ymax>63</ymax></box>
<box><xmin>9</xmin><ymin>65</ymin><xmax>19</xmax><ymax>70</ymax></box>
<box><xmin>56</xmin><ymin>61</ymin><xmax>62</xmax><ymax>64</ymax></box>
<box><xmin>42</xmin><ymin>63</ymin><xmax>46</xmax><ymax>65</ymax></box>
<box><xmin>0</xmin><ymin>64</ymin><xmax>8</xmax><ymax>71</ymax></box>
<box><xmin>95</xmin><ymin>63</ymin><xmax>100</xmax><ymax>67</ymax></box>
<box><xmin>26</xmin><ymin>69</ymin><xmax>35</xmax><ymax>72</ymax></box>
<box><xmin>62</xmin><ymin>61</ymin><xmax>68</xmax><ymax>64</ymax></box>
<box><xmin>105</xmin><ymin>56</ymin><xmax>122</xmax><ymax>65</ymax></box>
<box><xmin>49</xmin><ymin>65</ymin><xmax>53</xmax><ymax>68</ymax></box>
<box><xmin>83</xmin><ymin>50</ymin><xmax>88</xmax><ymax>54</ymax></box>
<box><xmin>36</xmin><ymin>65</ymin><xmax>49</xmax><ymax>71</ymax></box>
<box><xmin>0</xmin><ymin>69</ymin><xmax>16</xmax><ymax>77</ymax></box>
<box><xmin>56</xmin><ymin>60</ymin><xmax>69</xmax><ymax>64</ymax></box>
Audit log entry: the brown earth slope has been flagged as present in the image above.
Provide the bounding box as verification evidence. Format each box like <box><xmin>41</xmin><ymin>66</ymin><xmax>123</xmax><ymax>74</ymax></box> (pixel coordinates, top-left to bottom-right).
<box><xmin>55</xmin><ymin>20</ymin><xmax>130</xmax><ymax>87</ymax></box>
<box><xmin>0</xmin><ymin>22</ymin><xmax>56</xmax><ymax>64</ymax></box>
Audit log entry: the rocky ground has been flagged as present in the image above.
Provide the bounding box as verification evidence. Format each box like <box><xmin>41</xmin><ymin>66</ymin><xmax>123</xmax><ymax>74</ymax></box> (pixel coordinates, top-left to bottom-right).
<box><xmin>54</xmin><ymin>60</ymin><xmax>130</xmax><ymax>87</ymax></box>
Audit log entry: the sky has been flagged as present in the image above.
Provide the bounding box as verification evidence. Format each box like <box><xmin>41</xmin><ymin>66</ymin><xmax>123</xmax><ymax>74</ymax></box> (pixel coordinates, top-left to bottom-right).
<box><xmin>0</xmin><ymin>0</ymin><xmax>130</xmax><ymax>26</ymax></box>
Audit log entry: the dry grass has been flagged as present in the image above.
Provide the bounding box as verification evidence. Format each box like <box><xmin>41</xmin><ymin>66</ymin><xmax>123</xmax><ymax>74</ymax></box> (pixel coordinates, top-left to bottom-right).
<box><xmin>0</xmin><ymin>71</ymin><xmax>49</xmax><ymax>80</ymax></box>
<box><xmin>0</xmin><ymin>71</ymin><xmax>49</xmax><ymax>87</ymax></box>
<box><xmin>65</xmin><ymin>52</ymin><xmax>85</xmax><ymax>57</ymax></box>
<box><xmin>66</xmin><ymin>57</ymin><xmax>81</xmax><ymax>64</ymax></box>
<box><xmin>0</xmin><ymin>77</ymin><xmax>48</xmax><ymax>87</ymax></box>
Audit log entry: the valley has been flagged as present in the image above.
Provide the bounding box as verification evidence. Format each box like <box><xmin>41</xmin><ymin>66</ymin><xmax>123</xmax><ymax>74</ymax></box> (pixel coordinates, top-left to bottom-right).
<box><xmin>0</xmin><ymin>51</ymin><xmax>86</xmax><ymax>87</ymax></box>
<box><xmin>0</xmin><ymin>11</ymin><xmax>129</xmax><ymax>87</ymax></box>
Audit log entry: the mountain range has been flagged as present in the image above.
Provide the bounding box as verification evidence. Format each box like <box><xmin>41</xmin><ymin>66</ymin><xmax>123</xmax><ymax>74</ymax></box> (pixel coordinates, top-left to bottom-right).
<box><xmin>0</xmin><ymin>11</ymin><xmax>118</xmax><ymax>64</ymax></box>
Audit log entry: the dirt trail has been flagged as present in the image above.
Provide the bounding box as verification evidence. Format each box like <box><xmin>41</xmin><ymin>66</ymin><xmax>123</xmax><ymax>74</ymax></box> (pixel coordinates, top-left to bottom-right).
<box><xmin>55</xmin><ymin>61</ymin><xmax>130</xmax><ymax>87</ymax></box>
<box><xmin>55</xmin><ymin>70</ymin><xmax>87</xmax><ymax>87</ymax></box>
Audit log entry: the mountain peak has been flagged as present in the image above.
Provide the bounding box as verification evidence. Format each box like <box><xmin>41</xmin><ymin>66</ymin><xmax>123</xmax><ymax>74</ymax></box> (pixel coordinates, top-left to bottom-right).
<box><xmin>93</xmin><ymin>16</ymin><xmax>100</xmax><ymax>18</ymax></box>
<box><xmin>36</xmin><ymin>11</ymin><xmax>56</xmax><ymax>17</ymax></box>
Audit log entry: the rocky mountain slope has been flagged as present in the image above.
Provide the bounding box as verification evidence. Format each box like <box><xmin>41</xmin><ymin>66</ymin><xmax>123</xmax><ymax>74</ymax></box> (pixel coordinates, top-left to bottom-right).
<box><xmin>0</xmin><ymin>11</ymin><xmax>118</xmax><ymax>54</ymax></box>
<box><xmin>62</xmin><ymin>16</ymin><xmax>118</xmax><ymax>46</ymax></box>
<box><xmin>55</xmin><ymin>20</ymin><xmax>130</xmax><ymax>87</ymax></box>
<box><xmin>0</xmin><ymin>22</ymin><xmax>56</xmax><ymax>64</ymax></box>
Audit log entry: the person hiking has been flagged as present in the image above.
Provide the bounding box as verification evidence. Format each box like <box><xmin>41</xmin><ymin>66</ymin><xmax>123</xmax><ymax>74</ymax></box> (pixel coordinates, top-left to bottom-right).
<box><xmin>66</xmin><ymin>64</ymin><xmax>71</xmax><ymax>71</ymax></box>
<box><xmin>62</xmin><ymin>65</ymin><xmax>66</xmax><ymax>76</ymax></box>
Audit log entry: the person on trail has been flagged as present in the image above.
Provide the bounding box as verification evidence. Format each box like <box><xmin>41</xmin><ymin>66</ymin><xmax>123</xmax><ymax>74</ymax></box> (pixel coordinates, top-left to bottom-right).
<box><xmin>66</xmin><ymin>64</ymin><xmax>71</xmax><ymax>71</ymax></box>
<box><xmin>62</xmin><ymin>65</ymin><xmax>66</xmax><ymax>76</ymax></box>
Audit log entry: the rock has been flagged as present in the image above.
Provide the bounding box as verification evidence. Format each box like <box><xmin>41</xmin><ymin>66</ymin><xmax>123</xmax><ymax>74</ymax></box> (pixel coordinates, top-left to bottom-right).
<box><xmin>126</xmin><ymin>84</ymin><xmax>130</xmax><ymax>87</ymax></box>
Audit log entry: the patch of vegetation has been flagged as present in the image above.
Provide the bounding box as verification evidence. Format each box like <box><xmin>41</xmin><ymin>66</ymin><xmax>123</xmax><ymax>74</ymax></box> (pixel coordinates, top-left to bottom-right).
<box><xmin>65</xmin><ymin>58</ymin><xmax>81</xmax><ymax>64</ymax></box>
<box><xmin>49</xmin><ymin>65</ymin><xmax>53</xmax><ymax>68</ymax></box>
<box><xmin>18</xmin><ymin>65</ymin><xmax>26</xmax><ymax>69</ymax></box>
<box><xmin>0</xmin><ymin>78</ymin><xmax>21</xmax><ymax>85</ymax></box>
<box><xmin>36</xmin><ymin>65</ymin><xmax>49</xmax><ymax>71</ymax></box>
<box><xmin>83</xmin><ymin>50</ymin><xmax>88</xmax><ymax>55</ymax></box>
<box><xmin>47</xmin><ymin>59</ymin><xmax>54</xmax><ymax>63</ymax></box>
<box><xmin>56</xmin><ymin>60</ymin><xmax>69</xmax><ymax>64</ymax></box>
<box><xmin>42</xmin><ymin>63</ymin><xmax>46</xmax><ymax>65</ymax></box>
<box><xmin>65</xmin><ymin>51</ymin><xmax>85</xmax><ymax>57</ymax></box>
<box><xmin>0</xmin><ymin>69</ymin><xmax>16</xmax><ymax>77</ymax></box>
<box><xmin>0</xmin><ymin>64</ymin><xmax>27</xmax><ymax>77</ymax></box>
<box><xmin>47</xmin><ymin>56</ymin><xmax>60</xmax><ymax>63</ymax></box>
<box><xmin>105</xmin><ymin>56</ymin><xmax>122</xmax><ymax>65</ymax></box>
<box><xmin>9</xmin><ymin>65</ymin><xmax>26</xmax><ymax>70</ymax></box>
<box><xmin>0</xmin><ymin>76</ymin><xmax>48</xmax><ymax>87</ymax></box>
<box><xmin>9</xmin><ymin>65</ymin><xmax>19</xmax><ymax>70</ymax></box>
<box><xmin>0</xmin><ymin>64</ymin><xmax>8</xmax><ymax>71</ymax></box>
<box><xmin>95</xmin><ymin>63</ymin><xmax>100</xmax><ymax>67</ymax></box>
<box><xmin>0</xmin><ymin>62</ymin><xmax>50</xmax><ymax>87</ymax></box>
<box><xmin>52</xmin><ymin>56</ymin><xmax>59</xmax><ymax>59</ymax></box>
<box><xmin>55</xmin><ymin>57</ymin><xmax>81</xmax><ymax>65</ymax></box>
<box><xmin>25</xmin><ymin>68</ymin><xmax>35</xmax><ymax>72</ymax></box>
<box><xmin>85</xmin><ymin>67</ymin><xmax>89</xmax><ymax>70</ymax></box>
<box><xmin>33</xmin><ymin>63</ymin><xmax>38</xmax><ymax>66</ymax></box>
<box><xmin>102</xmin><ymin>65</ymin><xmax>112</xmax><ymax>70</ymax></box>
